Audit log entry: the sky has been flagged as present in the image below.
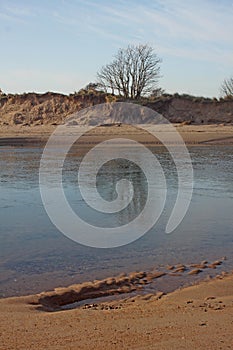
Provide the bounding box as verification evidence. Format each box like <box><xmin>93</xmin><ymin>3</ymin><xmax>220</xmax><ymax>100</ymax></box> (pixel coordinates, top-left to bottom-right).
<box><xmin>0</xmin><ymin>0</ymin><xmax>232</xmax><ymax>97</ymax></box>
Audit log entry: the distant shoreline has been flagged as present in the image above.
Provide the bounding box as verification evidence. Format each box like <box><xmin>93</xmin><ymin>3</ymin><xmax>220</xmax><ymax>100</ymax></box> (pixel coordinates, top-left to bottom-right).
<box><xmin>0</xmin><ymin>124</ymin><xmax>233</xmax><ymax>146</ymax></box>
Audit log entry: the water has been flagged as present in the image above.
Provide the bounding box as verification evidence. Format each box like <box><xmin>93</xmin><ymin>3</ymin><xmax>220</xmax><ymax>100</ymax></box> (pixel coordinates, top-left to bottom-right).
<box><xmin>0</xmin><ymin>144</ymin><xmax>232</xmax><ymax>297</ymax></box>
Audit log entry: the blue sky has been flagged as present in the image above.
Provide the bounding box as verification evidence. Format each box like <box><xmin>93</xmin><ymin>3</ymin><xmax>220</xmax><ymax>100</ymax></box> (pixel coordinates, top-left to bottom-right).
<box><xmin>0</xmin><ymin>0</ymin><xmax>232</xmax><ymax>97</ymax></box>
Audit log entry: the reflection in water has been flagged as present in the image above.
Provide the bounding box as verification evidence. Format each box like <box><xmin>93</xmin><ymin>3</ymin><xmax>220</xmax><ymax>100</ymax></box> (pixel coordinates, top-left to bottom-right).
<box><xmin>0</xmin><ymin>145</ymin><xmax>232</xmax><ymax>297</ymax></box>
<box><xmin>96</xmin><ymin>159</ymin><xmax>147</xmax><ymax>226</ymax></box>
<box><xmin>66</xmin><ymin>157</ymin><xmax>148</xmax><ymax>228</ymax></box>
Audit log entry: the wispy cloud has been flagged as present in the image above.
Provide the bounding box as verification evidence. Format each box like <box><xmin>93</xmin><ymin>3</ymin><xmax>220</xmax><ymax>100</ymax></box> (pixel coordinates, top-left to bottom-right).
<box><xmin>4</xmin><ymin>4</ymin><xmax>32</xmax><ymax>17</ymax></box>
<box><xmin>0</xmin><ymin>2</ymin><xmax>35</xmax><ymax>23</ymax></box>
<box><xmin>58</xmin><ymin>0</ymin><xmax>232</xmax><ymax>64</ymax></box>
<box><xmin>1</xmin><ymin>0</ymin><xmax>232</xmax><ymax>95</ymax></box>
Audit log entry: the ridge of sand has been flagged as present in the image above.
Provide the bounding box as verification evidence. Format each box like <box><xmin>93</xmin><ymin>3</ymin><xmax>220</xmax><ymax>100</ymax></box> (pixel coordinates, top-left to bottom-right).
<box><xmin>28</xmin><ymin>258</ymin><xmax>224</xmax><ymax>312</ymax></box>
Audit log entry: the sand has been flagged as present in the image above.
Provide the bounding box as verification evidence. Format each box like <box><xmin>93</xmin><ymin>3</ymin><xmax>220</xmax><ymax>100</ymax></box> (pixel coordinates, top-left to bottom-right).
<box><xmin>0</xmin><ymin>271</ymin><xmax>233</xmax><ymax>350</ymax></box>
<box><xmin>0</xmin><ymin>124</ymin><xmax>233</xmax><ymax>146</ymax></box>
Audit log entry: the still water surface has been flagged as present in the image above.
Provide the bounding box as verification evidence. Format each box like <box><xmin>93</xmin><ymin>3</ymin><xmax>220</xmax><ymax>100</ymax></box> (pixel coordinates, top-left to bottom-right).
<box><xmin>0</xmin><ymin>144</ymin><xmax>232</xmax><ymax>297</ymax></box>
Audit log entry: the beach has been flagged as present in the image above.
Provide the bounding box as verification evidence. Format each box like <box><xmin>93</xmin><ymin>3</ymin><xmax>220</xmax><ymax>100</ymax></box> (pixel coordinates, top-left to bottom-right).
<box><xmin>0</xmin><ymin>271</ymin><xmax>233</xmax><ymax>350</ymax></box>
<box><xmin>1</xmin><ymin>0</ymin><xmax>233</xmax><ymax>347</ymax></box>
<box><xmin>0</xmin><ymin>123</ymin><xmax>233</xmax><ymax>146</ymax></box>
<box><xmin>1</xmin><ymin>123</ymin><xmax>233</xmax><ymax>349</ymax></box>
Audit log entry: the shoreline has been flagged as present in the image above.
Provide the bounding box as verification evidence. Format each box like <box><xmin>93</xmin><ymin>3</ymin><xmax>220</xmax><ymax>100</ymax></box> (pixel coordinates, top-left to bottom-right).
<box><xmin>26</xmin><ymin>258</ymin><xmax>227</xmax><ymax>312</ymax></box>
<box><xmin>1</xmin><ymin>124</ymin><xmax>233</xmax><ymax>348</ymax></box>
<box><xmin>0</xmin><ymin>268</ymin><xmax>233</xmax><ymax>349</ymax></box>
<box><xmin>0</xmin><ymin>255</ymin><xmax>229</xmax><ymax>300</ymax></box>
<box><xmin>0</xmin><ymin>124</ymin><xmax>233</xmax><ymax>146</ymax></box>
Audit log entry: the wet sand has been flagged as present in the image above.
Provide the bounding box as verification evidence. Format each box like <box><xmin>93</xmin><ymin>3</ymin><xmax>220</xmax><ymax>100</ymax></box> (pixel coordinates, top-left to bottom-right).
<box><xmin>0</xmin><ymin>269</ymin><xmax>232</xmax><ymax>349</ymax></box>
<box><xmin>0</xmin><ymin>124</ymin><xmax>233</xmax><ymax>146</ymax></box>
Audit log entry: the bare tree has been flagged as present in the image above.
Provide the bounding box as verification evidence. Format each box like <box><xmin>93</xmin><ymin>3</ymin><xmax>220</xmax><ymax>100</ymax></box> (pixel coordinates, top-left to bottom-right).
<box><xmin>97</xmin><ymin>44</ymin><xmax>161</xmax><ymax>99</ymax></box>
<box><xmin>221</xmin><ymin>77</ymin><xmax>233</xmax><ymax>97</ymax></box>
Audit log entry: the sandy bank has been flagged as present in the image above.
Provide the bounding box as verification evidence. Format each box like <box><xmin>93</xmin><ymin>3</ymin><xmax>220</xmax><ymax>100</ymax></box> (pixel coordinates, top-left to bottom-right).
<box><xmin>0</xmin><ymin>261</ymin><xmax>232</xmax><ymax>349</ymax></box>
<box><xmin>0</xmin><ymin>124</ymin><xmax>233</xmax><ymax>146</ymax></box>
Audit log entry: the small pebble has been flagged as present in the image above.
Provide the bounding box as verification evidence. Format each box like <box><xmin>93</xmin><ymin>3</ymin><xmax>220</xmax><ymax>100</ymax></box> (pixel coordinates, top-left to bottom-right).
<box><xmin>205</xmin><ymin>296</ymin><xmax>216</xmax><ymax>301</ymax></box>
<box><xmin>208</xmin><ymin>264</ymin><xmax>216</xmax><ymax>269</ymax></box>
<box><xmin>201</xmin><ymin>260</ymin><xmax>208</xmax><ymax>265</ymax></box>
<box><xmin>188</xmin><ymin>269</ymin><xmax>202</xmax><ymax>275</ymax></box>
<box><xmin>213</xmin><ymin>260</ymin><xmax>222</xmax><ymax>266</ymax></box>
<box><xmin>166</xmin><ymin>265</ymin><xmax>175</xmax><ymax>270</ymax></box>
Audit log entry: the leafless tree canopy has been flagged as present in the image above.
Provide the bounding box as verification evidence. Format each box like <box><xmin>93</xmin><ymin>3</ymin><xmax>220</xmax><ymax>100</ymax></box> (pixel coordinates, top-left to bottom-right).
<box><xmin>97</xmin><ymin>44</ymin><xmax>161</xmax><ymax>99</ymax></box>
<box><xmin>221</xmin><ymin>77</ymin><xmax>233</xmax><ymax>97</ymax></box>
